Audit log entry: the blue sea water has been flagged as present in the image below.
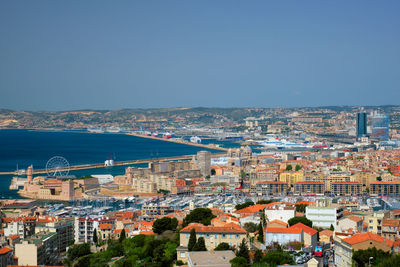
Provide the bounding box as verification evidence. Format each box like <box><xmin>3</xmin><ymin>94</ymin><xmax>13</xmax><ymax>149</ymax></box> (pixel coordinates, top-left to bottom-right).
<box><xmin>0</xmin><ymin>129</ymin><xmax>220</xmax><ymax>199</ymax></box>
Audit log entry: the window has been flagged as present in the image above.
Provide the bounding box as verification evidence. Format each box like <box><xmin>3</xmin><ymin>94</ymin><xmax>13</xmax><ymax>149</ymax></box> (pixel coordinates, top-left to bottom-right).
<box><xmin>236</xmin><ymin>234</ymin><xmax>240</xmax><ymax>239</ymax></box>
<box><xmin>215</xmin><ymin>234</ymin><xmax>218</xmax><ymax>239</ymax></box>
<box><xmin>180</xmin><ymin>252</ymin><xmax>185</xmax><ymax>258</ymax></box>
<box><xmin>186</xmin><ymin>234</ymin><xmax>189</xmax><ymax>238</ymax></box>
<box><xmin>229</xmin><ymin>234</ymin><xmax>232</xmax><ymax>238</ymax></box>
<box><xmin>222</xmin><ymin>234</ymin><xmax>226</xmax><ymax>238</ymax></box>
<box><xmin>230</xmin><ymin>242</ymin><xmax>232</xmax><ymax>246</ymax></box>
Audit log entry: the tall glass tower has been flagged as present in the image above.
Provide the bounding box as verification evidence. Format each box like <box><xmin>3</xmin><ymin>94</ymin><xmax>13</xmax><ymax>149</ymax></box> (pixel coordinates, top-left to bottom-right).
<box><xmin>356</xmin><ymin>112</ymin><xmax>367</xmax><ymax>139</ymax></box>
<box><xmin>372</xmin><ymin>113</ymin><xmax>390</xmax><ymax>141</ymax></box>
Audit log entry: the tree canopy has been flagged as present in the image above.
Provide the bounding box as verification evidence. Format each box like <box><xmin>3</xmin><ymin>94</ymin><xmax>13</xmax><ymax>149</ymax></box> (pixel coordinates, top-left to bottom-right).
<box><xmin>352</xmin><ymin>247</ymin><xmax>390</xmax><ymax>267</ymax></box>
<box><xmin>215</xmin><ymin>242</ymin><xmax>231</xmax><ymax>251</ymax></box>
<box><xmin>261</xmin><ymin>251</ymin><xmax>295</xmax><ymax>266</ymax></box>
<box><xmin>152</xmin><ymin>217</ymin><xmax>178</xmax><ymax>234</ymax></box>
<box><xmin>188</xmin><ymin>229</ymin><xmax>197</xmax><ymax>251</ymax></box>
<box><xmin>192</xmin><ymin>237</ymin><xmax>207</xmax><ymax>251</ymax></box>
<box><xmin>285</xmin><ymin>165</ymin><xmax>293</xmax><ymax>171</ymax></box>
<box><xmin>243</xmin><ymin>222</ymin><xmax>258</xmax><ymax>233</ymax></box>
<box><xmin>236</xmin><ymin>239</ymin><xmax>250</xmax><ymax>263</ymax></box>
<box><xmin>288</xmin><ymin>216</ymin><xmax>313</xmax><ymax>228</ymax></box>
<box><xmin>183</xmin><ymin>208</ymin><xmax>216</xmax><ymax>226</ymax></box>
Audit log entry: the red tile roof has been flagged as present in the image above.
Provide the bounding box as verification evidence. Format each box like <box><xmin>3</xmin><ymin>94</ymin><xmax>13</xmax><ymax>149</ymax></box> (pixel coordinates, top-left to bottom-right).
<box><xmin>0</xmin><ymin>247</ymin><xmax>12</xmax><ymax>254</ymax></box>
<box><xmin>99</xmin><ymin>224</ymin><xmax>112</xmax><ymax>230</ymax></box>
<box><xmin>290</xmin><ymin>223</ymin><xmax>318</xmax><ymax>236</ymax></box>
<box><xmin>343</xmin><ymin>232</ymin><xmax>394</xmax><ymax>247</ymax></box>
<box><xmin>268</xmin><ymin>220</ymin><xmax>288</xmax><ymax>226</ymax></box>
<box><xmin>235</xmin><ymin>204</ymin><xmax>268</xmax><ymax>213</ymax></box>
<box><xmin>319</xmin><ymin>230</ymin><xmax>333</xmax><ymax>237</ymax></box>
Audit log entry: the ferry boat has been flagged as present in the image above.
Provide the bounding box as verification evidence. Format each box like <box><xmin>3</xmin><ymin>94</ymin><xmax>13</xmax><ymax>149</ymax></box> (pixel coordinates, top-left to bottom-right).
<box><xmin>106</xmin><ymin>126</ymin><xmax>121</xmax><ymax>133</ymax></box>
<box><xmin>87</xmin><ymin>127</ymin><xmax>105</xmax><ymax>133</ymax></box>
<box><xmin>162</xmin><ymin>132</ymin><xmax>172</xmax><ymax>139</ymax></box>
<box><xmin>190</xmin><ymin>136</ymin><xmax>201</xmax><ymax>144</ymax></box>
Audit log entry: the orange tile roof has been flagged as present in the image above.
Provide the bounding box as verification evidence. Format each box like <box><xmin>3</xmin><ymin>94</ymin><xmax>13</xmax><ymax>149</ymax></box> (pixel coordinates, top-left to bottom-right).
<box><xmin>266</xmin><ymin>227</ymin><xmax>302</xmax><ymax>234</ymax></box>
<box><xmin>295</xmin><ymin>201</ymin><xmax>316</xmax><ymax>205</ymax></box>
<box><xmin>290</xmin><ymin>223</ymin><xmax>318</xmax><ymax>236</ymax></box>
<box><xmin>99</xmin><ymin>224</ymin><xmax>112</xmax><ymax>230</ymax></box>
<box><xmin>343</xmin><ymin>232</ymin><xmax>394</xmax><ymax>247</ymax></box>
<box><xmin>319</xmin><ymin>229</ymin><xmax>333</xmax><ymax>237</ymax></box>
<box><xmin>382</xmin><ymin>219</ymin><xmax>400</xmax><ymax>227</ymax></box>
<box><xmin>140</xmin><ymin>230</ymin><xmax>155</xmax><ymax>235</ymax></box>
<box><xmin>268</xmin><ymin>219</ymin><xmax>288</xmax><ymax>226</ymax></box>
<box><xmin>345</xmin><ymin>215</ymin><xmax>363</xmax><ymax>223</ymax></box>
<box><xmin>235</xmin><ymin>204</ymin><xmax>268</xmax><ymax>213</ymax></box>
<box><xmin>0</xmin><ymin>247</ymin><xmax>12</xmax><ymax>254</ymax></box>
<box><xmin>181</xmin><ymin>223</ymin><xmax>247</xmax><ymax>234</ymax></box>
<box><xmin>114</xmin><ymin>228</ymin><xmax>130</xmax><ymax>233</ymax></box>
<box><xmin>9</xmin><ymin>235</ymin><xmax>19</xmax><ymax>240</ymax></box>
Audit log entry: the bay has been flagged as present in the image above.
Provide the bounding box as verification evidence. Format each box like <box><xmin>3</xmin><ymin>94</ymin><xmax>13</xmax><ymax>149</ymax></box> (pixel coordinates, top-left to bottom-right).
<box><xmin>0</xmin><ymin>129</ymin><xmax>220</xmax><ymax>199</ymax></box>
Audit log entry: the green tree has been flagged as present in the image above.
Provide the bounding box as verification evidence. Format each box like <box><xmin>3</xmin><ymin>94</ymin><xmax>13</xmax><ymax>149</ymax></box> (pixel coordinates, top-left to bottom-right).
<box><xmin>67</xmin><ymin>243</ymin><xmax>91</xmax><ymax>261</ymax></box>
<box><xmin>192</xmin><ymin>237</ymin><xmax>207</xmax><ymax>251</ymax></box>
<box><xmin>377</xmin><ymin>176</ymin><xmax>382</xmax><ymax>181</ymax></box>
<box><xmin>188</xmin><ymin>229</ymin><xmax>197</xmax><ymax>251</ymax></box>
<box><xmin>377</xmin><ymin>254</ymin><xmax>400</xmax><ymax>267</ymax></box>
<box><xmin>257</xmin><ymin>223</ymin><xmax>264</xmax><ymax>243</ymax></box>
<box><xmin>288</xmin><ymin>216</ymin><xmax>313</xmax><ymax>228</ymax></box>
<box><xmin>253</xmin><ymin>249</ymin><xmax>263</xmax><ymax>263</ymax></box>
<box><xmin>215</xmin><ymin>242</ymin><xmax>231</xmax><ymax>251</ymax></box>
<box><xmin>243</xmin><ymin>222</ymin><xmax>258</xmax><ymax>233</ymax></box>
<box><xmin>74</xmin><ymin>254</ymin><xmax>92</xmax><ymax>267</ymax></box>
<box><xmin>93</xmin><ymin>229</ymin><xmax>98</xmax><ymax>244</ymax></box>
<box><xmin>235</xmin><ymin>201</ymin><xmax>255</xmax><ymax>211</ymax></box>
<box><xmin>352</xmin><ymin>247</ymin><xmax>390</xmax><ymax>267</ymax></box>
<box><xmin>119</xmin><ymin>229</ymin><xmax>126</xmax><ymax>243</ymax></box>
<box><xmin>329</xmin><ymin>224</ymin><xmax>335</xmax><ymax>231</ymax></box>
<box><xmin>163</xmin><ymin>241</ymin><xmax>178</xmax><ymax>262</ymax></box>
<box><xmin>236</xmin><ymin>239</ymin><xmax>250</xmax><ymax>263</ymax></box>
<box><xmin>262</xmin><ymin>251</ymin><xmax>295</xmax><ymax>266</ymax></box>
<box><xmin>295</xmin><ymin>164</ymin><xmax>302</xmax><ymax>171</ymax></box>
<box><xmin>211</xmin><ymin>168</ymin><xmax>216</xmax><ymax>175</ymax></box>
<box><xmin>230</xmin><ymin>256</ymin><xmax>249</xmax><ymax>267</ymax></box>
<box><xmin>183</xmin><ymin>208</ymin><xmax>216</xmax><ymax>226</ymax></box>
<box><xmin>152</xmin><ymin>217</ymin><xmax>178</xmax><ymax>234</ymax></box>
<box><xmin>295</xmin><ymin>204</ymin><xmax>308</xmax><ymax>213</ymax></box>
<box><xmin>285</xmin><ymin>165</ymin><xmax>293</xmax><ymax>171</ymax></box>
<box><xmin>256</xmin><ymin>200</ymin><xmax>274</xmax><ymax>205</ymax></box>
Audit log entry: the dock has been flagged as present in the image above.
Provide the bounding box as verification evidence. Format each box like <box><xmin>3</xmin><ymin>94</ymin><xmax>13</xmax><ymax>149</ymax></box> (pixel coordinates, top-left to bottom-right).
<box><xmin>125</xmin><ymin>132</ymin><xmax>228</xmax><ymax>151</ymax></box>
<box><xmin>0</xmin><ymin>152</ymin><xmax>227</xmax><ymax>176</ymax></box>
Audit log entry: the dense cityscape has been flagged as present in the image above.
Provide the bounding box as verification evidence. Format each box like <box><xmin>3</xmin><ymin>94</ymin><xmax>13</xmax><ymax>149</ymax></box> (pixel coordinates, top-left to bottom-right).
<box><xmin>2</xmin><ymin>0</ymin><xmax>400</xmax><ymax>266</ymax></box>
<box><xmin>0</xmin><ymin>106</ymin><xmax>399</xmax><ymax>267</ymax></box>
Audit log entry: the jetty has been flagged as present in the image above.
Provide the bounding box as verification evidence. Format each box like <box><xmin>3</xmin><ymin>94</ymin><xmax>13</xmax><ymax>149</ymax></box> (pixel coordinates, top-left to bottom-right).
<box><xmin>0</xmin><ymin>152</ymin><xmax>227</xmax><ymax>176</ymax></box>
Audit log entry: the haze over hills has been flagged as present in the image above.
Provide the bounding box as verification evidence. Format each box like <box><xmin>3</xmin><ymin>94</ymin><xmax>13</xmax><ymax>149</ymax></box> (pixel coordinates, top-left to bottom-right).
<box><xmin>0</xmin><ymin>106</ymin><xmax>399</xmax><ymax>130</ymax></box>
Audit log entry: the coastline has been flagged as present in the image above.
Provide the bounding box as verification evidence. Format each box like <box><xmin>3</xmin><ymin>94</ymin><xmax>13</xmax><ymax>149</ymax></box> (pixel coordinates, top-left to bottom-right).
<box><xmin>0</xmin><ymin>129</ymin><xmax>227</xmax><ymax>176</ymax></box>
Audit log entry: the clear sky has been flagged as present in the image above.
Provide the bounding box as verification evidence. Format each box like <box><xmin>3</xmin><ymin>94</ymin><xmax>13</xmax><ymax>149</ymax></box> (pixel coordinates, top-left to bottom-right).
<box><xmin>1</xmin><ymin>1</ymin><xmax>399</xmax><ymax>111</ymax></box>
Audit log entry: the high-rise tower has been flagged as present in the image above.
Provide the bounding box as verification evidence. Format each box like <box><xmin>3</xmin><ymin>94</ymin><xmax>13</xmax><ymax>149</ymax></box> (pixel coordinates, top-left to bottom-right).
<box><xmin>356</xmin><ymin>112</ymin><xmax>367</xmax><ymax>140</ymax></box>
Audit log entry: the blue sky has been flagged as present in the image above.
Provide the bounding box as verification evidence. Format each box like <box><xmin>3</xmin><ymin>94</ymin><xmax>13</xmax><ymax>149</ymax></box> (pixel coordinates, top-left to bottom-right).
<box><xmin>0</xmin><ymin>1</ymin><xmax>399</xmax><ymax>110</ymax></box>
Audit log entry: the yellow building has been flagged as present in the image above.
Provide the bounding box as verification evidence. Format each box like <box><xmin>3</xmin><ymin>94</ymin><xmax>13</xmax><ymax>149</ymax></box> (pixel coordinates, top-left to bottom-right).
<box><xmin>180</xmin><ymin>223</ymin><xmax>247</xmax><ymax>250</ymax></box>
<box><xmin>279</xmin><ymin>171</ymin><xmax>304</xmax><ymax>188</ymax></box>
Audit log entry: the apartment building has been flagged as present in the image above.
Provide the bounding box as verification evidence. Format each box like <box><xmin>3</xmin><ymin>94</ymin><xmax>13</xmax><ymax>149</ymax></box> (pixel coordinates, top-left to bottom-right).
<box><xmin>14</xmin><ymin>231</ymin><xmax>58</xmax><ymax>266</ymax></box>
<box><xmin>331</xmin><ymin>181</ymin><xmax>362</xmax><ymax>196</ymax></box>
<box><xmin>370</xmin><ymin>181</ymin><xmax>400</xmax><ymax>196</ymax></box>
<box><xmin>180</xmin><ymin>223</ymin><xmax>247</xmax><ymax>250</ymax></box>
<box><xmin>279</xmin><ymin>171</ymin><xmax>304</xmax><ymax>187</ymax></box>
<box><xmin>294</xmin><ymin>181</ymin><xmax>324</xmax><ymax>195</ymax></box>
<box><xmin>305</xmin><ymin>200</ymin><xmax>343</xmax><ymax>229</ymax></box>
<box><xmin>334</xmin><ymin>232</ymin><xmax>393</xmax><ymax>267</ymax></box>
<box><xmin>255</xmin><ymin>181</ymin><xmax>287</xmax><ymax>196</ymax></box>
<box><xmin>35</xmin><ymin>217</ymin><xmax>74</xmax><ymax>253</ymax></box>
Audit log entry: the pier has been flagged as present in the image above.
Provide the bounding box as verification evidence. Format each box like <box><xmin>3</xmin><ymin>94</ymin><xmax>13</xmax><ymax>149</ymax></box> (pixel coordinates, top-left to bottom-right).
<box><xmin>0</xmin><ymin>152</ymin><xmax>227</xmax><ymax>176</ymax></box>
<box><xmin>125</xmin><ymin>132</ymin><xmax>228</xmax><ymax>151</ymax></box>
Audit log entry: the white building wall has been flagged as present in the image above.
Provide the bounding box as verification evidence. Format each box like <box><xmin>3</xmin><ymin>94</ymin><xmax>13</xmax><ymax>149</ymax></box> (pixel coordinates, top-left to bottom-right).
<box><xmin>265</xmin><ymin>232</ymin><xmax>303</xmax><ymax>245</ymax></box>
<box><xmin>265</xmin><ymin>208</ymin><xmax>295</xmax><ymax>223</ymax></box>
<box><xmin>306</xmin><ymin>207</ymin><xmax>338</xmax><ymax>229</ymax></box>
